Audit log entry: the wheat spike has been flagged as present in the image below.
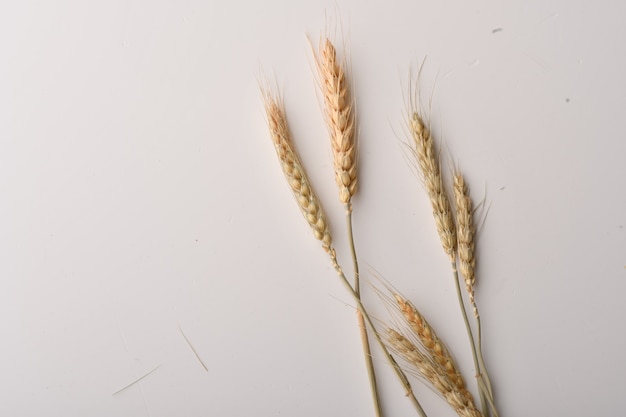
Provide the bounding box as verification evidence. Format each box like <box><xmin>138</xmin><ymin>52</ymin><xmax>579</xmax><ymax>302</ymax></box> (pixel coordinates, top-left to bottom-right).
<box><xmin>315</xmin><ymin>37</ymin><xmax>357</xmax><ymax>204</ymax></box>
<box><xmin>387</xmin><ymin>329</ymin><xmax>482</xmax><ymax>417</ymax></box>
<box><xmin>261</xmin><ymin>88</ymin><xmax>334</xmax><ymax>256</ymax></box>
<box><xmin>409</xmin><ymin>111</ymin><xmax>456</xmax><ymax>259</ymax></box>
<box><xmin>393</xmin><ymin>293</ymin><xmax>470</xmax><ymax>398</ymax></box>
<box><xmin>453</xmin><ymin>172</ymin><xmax>478</xmax><ymax>317</ymax></box>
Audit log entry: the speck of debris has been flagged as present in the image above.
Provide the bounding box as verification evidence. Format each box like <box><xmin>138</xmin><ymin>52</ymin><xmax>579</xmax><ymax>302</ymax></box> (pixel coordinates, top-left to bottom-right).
<box><xmin>566</xmin><ymin>98</ymin><xmax>570</xmax><ymax>103</ymax></box>
<box><xmin>500</xmin><ymin>186</ymin><xmax>506</xmax><ymax>191</ymax></box>
<box><xmin>492</xmin><ymin>28</ymin><xmax>503</xmax><ymax>34</ymax></box>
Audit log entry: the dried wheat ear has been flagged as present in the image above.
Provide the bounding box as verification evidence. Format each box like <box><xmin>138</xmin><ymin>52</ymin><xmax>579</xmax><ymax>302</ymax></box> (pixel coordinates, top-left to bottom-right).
<box><xmin>386</xmin><ymin>329</ymin><xmax>482</xmax><ymax>417</ymax></box>
<box><xmin>314</xmin><ymin>37</ymin><xmax>357</xmax><ymax>205</ymax></box>
<box><xmin>261</xmin><ymin>88</ymin><xmax>334</xmax><ymax>256</ymax></box>
<box><xmin>409</xmin><ymin>111</ymin><xmax>456</xmax><ymax>259</ymax></box>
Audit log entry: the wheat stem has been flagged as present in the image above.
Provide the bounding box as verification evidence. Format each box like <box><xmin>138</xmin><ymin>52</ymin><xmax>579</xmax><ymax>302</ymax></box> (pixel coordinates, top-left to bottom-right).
<box><xmin>346</xmin><ymin>203</ymin><xmax>382</xmax><ymax>417</ymax></box>
<box><xmin>453</xmin><ymin>173</ymin><xmax>498</xmax><ymax>417</ymax></box>
<box><xmin>451</xmin><ymin>261</ymin><xmax>487</xmax><ymax>415</ymax></box>
<box><xmin>476</xmin><ymin>316</ymin><xmax>498</xmax><ymax>417</ymax></box>
<box><xmin>357</xmin><ymin>309</ymin><xmax>381</xmax><ymax>417</ymax></box>
<box><xmin>346</xmin><ymin>204</ymin><xmax>360</xmax><ymax>295</ymax></box>
<box><xmin>329</xmin><ymin>255</ymin><xmax>428</xmax><ymax>417</ymax></box>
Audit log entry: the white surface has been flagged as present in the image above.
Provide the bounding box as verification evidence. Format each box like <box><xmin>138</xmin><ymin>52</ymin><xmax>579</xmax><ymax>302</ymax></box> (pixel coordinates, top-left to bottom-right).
<box><xmin>1</xmin><ymin>1</ymin><xmax>625</xmax><ymax>416</ymax></box>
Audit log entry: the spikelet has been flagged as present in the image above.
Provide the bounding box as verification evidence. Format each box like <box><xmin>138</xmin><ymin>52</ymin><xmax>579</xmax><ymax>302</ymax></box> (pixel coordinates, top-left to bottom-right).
<box><xmin>387</xmin><ymin>329</ymin><xmax>482</xmax><ymax>417</ymax></box>
<box><xmin>314</xmin><ymin>37</ymin><xmax>357</xmax><ymax>205</ymax></box>
<box><xmin>453</xmin><ymin>172</ymin><xmax>478</xmax><ymax>317</ymax></box>
<box><xmin>409</xmin><ymin>111</ymin><xmax>456</xmax><ymax>259</ymax></box>
<box><xmin>261</xmin><ymin>88</ymin><xmax>334</xmax><ymax>256</ymax></box>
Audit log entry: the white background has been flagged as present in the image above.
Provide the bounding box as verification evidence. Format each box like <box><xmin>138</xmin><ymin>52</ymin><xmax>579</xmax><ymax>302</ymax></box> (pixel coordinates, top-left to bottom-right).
<box><xmin>1</xmin><ymin>1</ymin><xmax>625</xmax><ymax>416</ymax></box>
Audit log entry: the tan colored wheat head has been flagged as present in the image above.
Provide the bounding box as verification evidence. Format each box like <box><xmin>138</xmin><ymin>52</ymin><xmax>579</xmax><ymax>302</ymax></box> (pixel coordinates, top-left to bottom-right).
<box><xmin>387</xmin><ymin>329</ymin><xmax>482</xmax><ymax>417</ymax></box>
<box><xmin>409</xmin><ymin>110</ymin><xmax>457</xmax><ymax>260</ymax></box>
<box><xmin>393</xmin><ymin>293</ymin><xmax>470</xmax><ymax>398</ymax></box>
<box><xmin>314</xmin><ymin>37</ymin><xmax>357</xmax><ymax>205</ymax></box>
<box><xmin>453</xmin><ymin>172</ymin><xmax>478</xmax><ymax>317</ymax></box>
<box><xmin>261</xmin><ymin>87</ymin><xmax>334</xmax><ymax>256</ymax></box>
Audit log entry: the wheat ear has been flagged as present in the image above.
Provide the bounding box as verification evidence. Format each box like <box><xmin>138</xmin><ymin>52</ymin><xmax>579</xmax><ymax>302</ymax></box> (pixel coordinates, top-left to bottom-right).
<box><xmin>387</xmin><ymin>329</ymin><xmax>482</xmax><ymax>417</ymax></box>
<box><xmin>315</xmin><ymin>37</ymin><xmax>357</xmax><ymax>205</ymax></box>
<box><xmin>313</xmin><ymin>37</ymin><xmax>386</xmax><ymax>417</ymax></box>
<box><xmin>393</xmin><ymin>293</ymin><xmax>471</xmax><ymax>400</ymax></box>
<box><xmin>409</xmin><ymin>111</ymin><xmax>456</xmax><ymax>260</ymax></box>
<box><xmin>452</xmin><ymin>172</ymin><xmax>477</xmax><ymax>318</ymax></box>
<box><xmin>261</xmin><ymin>88</ymin><xmax>334</xmax><ymax>256</ymax></box>
<box><xmin>453</xmin><ymin>172</ymin><xmax>499</xmax><ymax>417</ymax></box>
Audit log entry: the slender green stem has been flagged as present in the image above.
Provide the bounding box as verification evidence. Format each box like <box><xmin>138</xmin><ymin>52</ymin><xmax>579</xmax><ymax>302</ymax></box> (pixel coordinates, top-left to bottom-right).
<box><xmin>346</xmin><ymin>204</ymin><xmax>360</xmax><ymax>296</ymax></box>
<box><xmin>463</xmin><ymin>278</ymin><xmax>499</xmax><ymax>417</ymax></box>
<box><xmin>330</xmin><ymin>254</ymin><xmax>428</xmax><ymax>417</ymax></box>
<box><xmin>451</xmin><ymin>261</ymin><xmax>488</xmax><ymax>416</ymax></box>
<box><xmin>476</xmin><ymin>373</ymin><xmax>498</xmax><ymax>417</ymax></box>
<box><xmin>345</xmin><ymin>203</ymin><xmax>383</xmax><ymax>417</ymax></box>
<box><xmin>357</xmin><ymin>310</ymin><xmax>382</xmax><ymax>417</ymax></box>
<box><xmin>476</xmin><ymin>315</ymin><xmax>499</xmax><ymax>417</ymax></box>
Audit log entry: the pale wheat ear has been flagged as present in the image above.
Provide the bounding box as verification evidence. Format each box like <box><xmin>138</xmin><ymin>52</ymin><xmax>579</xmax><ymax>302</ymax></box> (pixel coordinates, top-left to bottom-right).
<box><xmin>407</xmin><ymin>102</ymin><xmax>457</xmax><ymax>260</ymax></box>
<box><xmin>453</xmin><ymin>171</ymin><xmax>477</xmax><ymax>316</ymax></box>
<box><xmin>259</xmin><ymin>82</ymin><xmax>335</xmax><ymax>256</ymax></box>
<box><xmin>406</xmin><ymin>61</ymin><xmax>457</xmax><ymax>261</ymax></box>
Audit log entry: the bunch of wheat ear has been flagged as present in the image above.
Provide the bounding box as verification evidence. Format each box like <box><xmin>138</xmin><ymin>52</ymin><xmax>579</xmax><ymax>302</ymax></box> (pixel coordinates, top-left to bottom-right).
<box><xmin>261</xmin><ymin>36</ymin><xmax>500</xmax><ymax>417</ymax></box>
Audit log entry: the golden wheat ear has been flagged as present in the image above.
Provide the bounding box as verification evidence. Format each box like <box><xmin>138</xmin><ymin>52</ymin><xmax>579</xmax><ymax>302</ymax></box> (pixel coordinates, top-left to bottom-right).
<box><xmin>393</xmin><ymin>293</ymin><xmax>467</xmax><ymax>391</ymax></box>
<box><xmin>260</xmin><ymin>85</ymin><xmax>334</xmax><ymax>256</ymax></box>
<box><xmin>313</xmin><ymin>37</ymin><xmax>357</xmax><ymax>205</ymax></box>
<box><xmin>386</xmin><ymin>328</ymin><xmax>483</xmax><ymax>417</ymax></box>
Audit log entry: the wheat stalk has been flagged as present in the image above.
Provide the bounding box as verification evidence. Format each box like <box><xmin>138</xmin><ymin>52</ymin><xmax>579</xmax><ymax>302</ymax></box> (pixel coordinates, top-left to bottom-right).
<box><xmin>314</xmin><ymin>37</ymin><xmax>357</xmax><ymax>205</ymax></box>
<box><xmin>313</xmin><ymin>36</ymin><xmax>387</xmax><ymax>417</ymax></box>
<box><xmin>408</xmin><ymin>111</ymin><xmax>457</xmax><ymax>260</ymax></box>
<box><xmin>453</xmin><ymin>172</ymin><xmax>499</xmax><ymax>417</ymax></box>
<box><xmin>387</xmin><ymin>329</ymin><xmax>482</xmax><ymax>417</ymax></box>
<box><xmin>261</xmin><ymin>87</ymin><xmax>334</xmax><ymax>256</ymax></box>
